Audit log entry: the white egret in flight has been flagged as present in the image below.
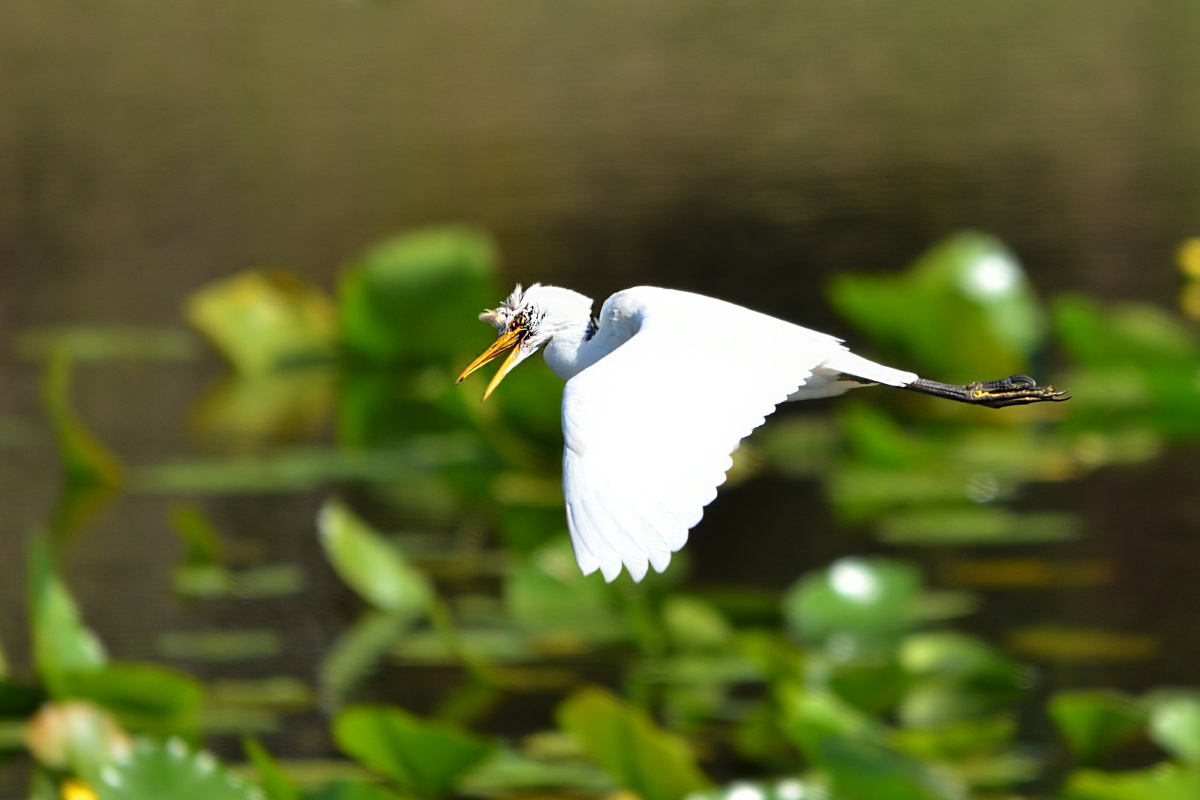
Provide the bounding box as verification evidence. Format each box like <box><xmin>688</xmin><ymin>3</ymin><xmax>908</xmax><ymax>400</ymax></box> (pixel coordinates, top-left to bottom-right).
<box><xmin>457</xmin><ymin>285</ymin><xmax>1067</xmax><ymax>582</ymax></box>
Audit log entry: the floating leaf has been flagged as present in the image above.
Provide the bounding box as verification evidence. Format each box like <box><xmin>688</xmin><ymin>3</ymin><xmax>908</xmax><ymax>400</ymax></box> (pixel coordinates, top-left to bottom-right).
<box><xmin>170</xmin><ymin>504</ymin><xmax>226</xmax><ymax>566</ymax></box>
<box><xmin>556</xmin><ymin>687</ymin><xmax>712</xmax><ymax>800</ymax></box>
<box><xmin>14</xmin><ymin>326</ymin><xmax>201</xmax><ymax>362</ymax></box>
<box><xmin>93</xmin><ymin>737</ymin><xmax>260</xmax><ymax>800</ymax></box>
<box><xmin>778</xmin><ymin>685</ymin><xmax>885</xmax><ymax>758</ymax></box>
<box><xmin>878</xmin><ymin>508</ymin><xmax>1080</xmax><ymax>546</ymax></box>
<box><xmin>1062</xmin><ymin>764</ymin><xmax>1200</xmax><ymax>800</ymax></box>
<box><xmin>334</xmin><ymin>705</ymin><xmax>495</xmax><ymax>798</ymax></box>
<box><xmin>662</xmin><ymin>597</ymin><xmax>734</xmax><ymax>652</ymax></box>
<box><xmin>689</xmin><ymin>778</ymin><xmax>827</xmax><ymax>800</ymax></box>
<box><xmin>455</xmin><ymin>746</ymin><xmax>613</xmax><ymax>797</ymax></box>
<box><xmin>1149</xmin><ymin>696</ymin><xmax>1200</xmax><ymax>766</ymax></box>
<box><xmin>1053</xmin><ymin>296</ymin><xmax>1200</xmax><ymax>437</ymax></box>
<box><xmin>51</xmin><ymin>663</ymin><xmax>204</xmax><ymax>735</ymax></box>
<box><xmin>783</xmin><ymin>558</ymin><xmax>923</xmax><ymax>647</ymax></box>
<box><xmin>244</xmin><ymin>738</ymin><xmax>300</xmax><ymax>800</ymax></box>
<box><xmin>1049</xmin><ymin>691</ymin><xmax>1144</xmax><ymax>765</ymax></box>
<box><xmin>899</xmin><ymin>633</ymin><xmax>1029</xmax><ymax>726</ymax></box>
<box><xmin>503</xmin><ymin>541</ymin><xmax>622</xmax><ymax>641</ymax></box>
<box><xmin>138</xmin><ymin>437</ymin><xmax>484</xmax><ymax>493</ymax></box>
<box><xmin>1007</xmin><ymin>627</ymin><xmax>1158</xmax><ymax>664</ymax></box>
<box><xmin>317</xmin><ymin>500</ymin><xmax>434</xmax><ymax>615</ymax></box>
<box><xmin>829</xmin><ymin>231</ymin><xmax>1045</xmax><ymax>382</ymax></box>
<box><xmin>320</xmin><ymin>612</ymin><xmax>416</xmax><ymax>707</ymax></box>
<box><xmin>304</xmin><ymin>780</ymin><xmax>409</xmax><ymax>800</ymax></box>
<box><xmin>190</xmin><ymin>368</ymin><xmax>336</xmax><ymax>447</ymax></box>
<box><xmin>43</xmin><ymin>352</ymin><xmax>123</xmax><ymax>537</ymax></box>
<box><xmin>338</xmin><ymin>227</ymin><xmax>498</xmax><ymax>364</ymax></box>
<box><xmin>24</xmin><ymin>701</ymin><xmax>132</xmax><ymax>776</ymax></box>
<box><xmin>29</xmin><ymin>536</ymin><xmax>107</xmax><ymax>685</ymax></box>
<box><xmin>172</xmin><ymin>564</ymin><xmax>305</xmax><ymax>599</ymax></box>
<box><xmin>186</xmin><ymin>270</ymin><xmax>337</xmax><ymax>376</ymax></box>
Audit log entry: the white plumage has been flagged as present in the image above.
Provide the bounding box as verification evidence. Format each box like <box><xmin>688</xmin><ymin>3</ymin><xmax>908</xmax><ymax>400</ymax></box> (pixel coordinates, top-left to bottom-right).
<box><xmin>457</xmin><ymin>284</ymin><xmax>1065</xmax><ymax>582</ymax></box>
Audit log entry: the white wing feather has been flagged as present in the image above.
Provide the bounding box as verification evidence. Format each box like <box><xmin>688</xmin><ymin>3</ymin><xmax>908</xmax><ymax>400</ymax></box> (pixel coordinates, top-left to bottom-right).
<box><xmin>561</xmin><ymin>287</ymin><xmax>895</xmax><ymax>582</ymax></box>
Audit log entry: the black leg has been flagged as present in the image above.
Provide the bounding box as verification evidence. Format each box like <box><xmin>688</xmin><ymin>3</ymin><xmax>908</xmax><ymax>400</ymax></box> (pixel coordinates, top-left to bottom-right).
<box><xmin>904</xmin><ymin>374</ymin><xmax>1069</xmax><ymax>408</ymax></box>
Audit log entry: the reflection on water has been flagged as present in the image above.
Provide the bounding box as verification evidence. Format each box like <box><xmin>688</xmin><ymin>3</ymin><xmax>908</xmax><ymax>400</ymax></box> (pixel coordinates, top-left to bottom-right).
<box><xmin>3</xmin><ymin>2</ymin><xmax>1200</xmax><ymax>797</ymax></box>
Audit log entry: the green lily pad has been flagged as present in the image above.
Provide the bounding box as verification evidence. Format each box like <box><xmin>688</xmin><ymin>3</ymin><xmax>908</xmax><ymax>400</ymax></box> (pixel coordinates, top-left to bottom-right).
<box><xmin>29</xmin><ymin>536</ymin><xmax>107</xmax><ymax>685</ymax></box>
<box><xmin>556</xmin><ymin>687</ymin><xmax>712</xmax><ymax>800</ymax></box>
<box><xmin>1049</xmin><ymin>691</ymin><xmax>1144</xmax><ymax>765</ymax></box>
<box><xmin>51</xmin><ymin>663</ymin><xmax>204</xmax><ymax>735</ymax></box>
<box><xmin>878</xmin><ymin>508</ymin><xmax>1080</xmax><ymax>546</ymax></box>
<box><xmin>816</xmin><ymin>735</ymin><xmax>965</xmax><ymax>800</ymax></box>
<box><xmin>303</xmin><ymin>780</ymin><xmax>409</xmax><ymax>800</ymax></box>
<box><xmin>690</xmin><ymin>777</ymin><xmax>828</xmax><ymax>800</ymax></box>
<box><xmin>23</xmin><ymin>701</ymin><xmax>130</xmax><ymax>776</ymax></box>
<box><xmin>93</xmin><ymin>738</ymin><xmax>260</xmax><ymax>800</ymax></box>
<box><xmin>829</xmin><ymin>231</ymin><xmax>1046</xmax><ymax>382</ymax></box>
<box><xmin>1062</xmin><ymin>764</ymin><xmax>1200</xmax><ymax>800</ymax></box>
<box><xmin>186</xmin><ymin>270</ymin><xmax>337</xmax><ymax>376</ymax></box>
<box><xmin>783</xmin><ymin>558</ymin><xmax>923</xmax><ymax>646</ymax></box>
<box><xmin>1053</xmin><ymin>296</ymin><xmax>1200</xmax><ymax>437</ymax></box>
<box><xmin>42</xmin><ymin>352</ymin><xmax>123</xmax><ymax>537</ymax></box>
<box><xmin>1149</xmin><ymin>696</ymin><xmax>1200</xmax><ymax>766</ymax></box>
<box><xmin>503</xmin><ymin>541</ymin><xmax>622</xmax><ymax>640</ymax></box>
<box><xmin>317</xmin><ymin>500</ymin><xmax>434</xmax><ymax>615</ymax></box>
<box><xmin>334</xmin><ymin>705</ymin><xmax>495</xmax><ymax>798</ymax></box>
<box><xmin>244</xmin><ymin>738</ymin><xmax>300</xmax><ymax>800</ymax></box>
<box><xmin>320</xmin><ymin>612</ymin><xmax>416</xmax><ymax>707</ymax></box>
<box><xmin>14</xmin><ymin>326</ymin><xmax>201</xmax><ymax>362</ymax></box>
<box><xmin>338</xmin><ymin>226</ymin><xmax>499</xmax><ymax>365</ymax></box>
<box><xmin>170</xmin><ymin>504</ymin><xmax>226</xmax><ymax>566</ymax></box>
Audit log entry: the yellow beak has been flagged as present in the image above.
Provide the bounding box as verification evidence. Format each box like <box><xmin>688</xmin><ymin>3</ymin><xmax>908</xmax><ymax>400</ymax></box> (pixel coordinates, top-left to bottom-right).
<box><xmin>456</xmin><ymin>328</ymin><xmax>525</xmax><ymax>400</ymax></box>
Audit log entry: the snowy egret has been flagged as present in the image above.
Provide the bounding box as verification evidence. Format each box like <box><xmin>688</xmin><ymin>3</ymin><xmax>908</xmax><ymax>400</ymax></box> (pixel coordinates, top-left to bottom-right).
<box><xmin>457</xmin><ymin>284</ymin><xmax>1067</xmax><ymax>582</ymax></box>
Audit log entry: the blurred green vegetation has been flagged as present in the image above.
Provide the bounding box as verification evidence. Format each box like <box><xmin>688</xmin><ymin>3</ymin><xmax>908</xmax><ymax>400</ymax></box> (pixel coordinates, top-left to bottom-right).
<box><xmin>5</xmin><ymin>225</ymin><xmax>1200</xmax><ymax>799</ymax></box>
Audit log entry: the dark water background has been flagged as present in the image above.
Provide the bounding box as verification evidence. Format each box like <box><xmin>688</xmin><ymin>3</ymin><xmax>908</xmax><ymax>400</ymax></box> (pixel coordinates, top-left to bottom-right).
<box><xmin>2</xmin><ymin>1</ymin><xmax>1200</xmax><ymax>791</ymax></box>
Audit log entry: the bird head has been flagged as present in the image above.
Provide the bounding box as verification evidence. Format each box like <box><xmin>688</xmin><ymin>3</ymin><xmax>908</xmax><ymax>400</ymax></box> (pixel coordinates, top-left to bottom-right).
<box><xmin>456</xmin><ymin>284</ymin><xmax>592</xmax><ymax>399</ymax></box>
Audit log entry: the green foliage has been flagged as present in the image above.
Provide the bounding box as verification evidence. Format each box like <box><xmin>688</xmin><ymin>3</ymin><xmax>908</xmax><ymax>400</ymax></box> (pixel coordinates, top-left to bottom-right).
<box><xmin>334</xmin><ymin>705</ymin><xmax>495</xmax><ymax>798</ymax></box>
<box><xmin>829</xmin><ymin>231</ymin><xmax>1046</xmax><ymax>382</ymax></box>
<box><xmin>338</xmin><ymin>226</ymin><xmax>499</xmax><ymax>364</ymax></box>
<box><xmin>1054</xmin><ymin>295</ymin><xmax>1200</xmax><ymax>436</ymax></box>
<box><xmin>28</xmin><ymin>536</ymin><xmax>107</xmax><ymax>685</ymax></box>
<box><xmin>50</xmin><ymin>663</ymin><xmax>204</xmax><ymax>735</ymax></box>
<box><xmin>898</xmin><ymin>633</ymin><xmax>1028</xmax><ymax>727</ymax></box>
<box><xmin>245</xmin><ymin>738</ymin><xmax>302</xmax><ymax>800</ymax></box>
<box><xmin>186</xmin><ymin>270</ymin><xmax>337</xmax><ymax>375</ymax></box>
<box><xmin>1148</xmin><ymin>695</ymin><xmax>1200</xmax><ymax>767</ymax></box>
<box><xmin>783</xmin><ymin>557</ymin><xmax>925</xmax><ymax>647</ymax></box>
<box><xmin>1062</xmin><ymin>764</ymin><xmax>1200</xmax><ymax>800</ymax></box>
<box><xmin>1049</xmin><ymin>691</ymin><xmax>1145</xmax><ymax>765</ymax></box>
<box><xmin>320</xmin><ymin>612</ymin><xmax>416</xmax><ymax>707</ymax></box>
<box><xmin>15</xmin><ymin>226</ymin><xmax>1200</xmax><ymax>800</ymax></box>
<box><xmin>304</xmin><ymin>781</ymin><xmax>409</xmax><ymax>800</ymax></box>
<box><xmin>42</xmin><ymin>352</ymin><xmax>123</xmax><ymax>536</ymax></box>
<box><xmin>557</xmin><ymin>687</ymin><xmax>713</xmax><ymax>800</ymax></box>
<box><xmin>317</xmin><ymin>499</ymin><xmax>434</xmax><ymax>615</ymax></box>
<box><xmin>690</xmin><ymin>778</ymin><xmax>826</xmax><ymax>800</ymax></box>
<box><xmin>92</xmin><ymin>738</ymin><xmax>262</xmax><ymax>800</ymax></box>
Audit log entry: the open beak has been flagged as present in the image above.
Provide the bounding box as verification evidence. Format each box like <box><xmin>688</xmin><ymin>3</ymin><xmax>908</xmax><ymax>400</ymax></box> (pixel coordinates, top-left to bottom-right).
<box><xmin>456</xmin><ymin>328</ymin><xmax>525</xmax><ymax>400</ymax></box>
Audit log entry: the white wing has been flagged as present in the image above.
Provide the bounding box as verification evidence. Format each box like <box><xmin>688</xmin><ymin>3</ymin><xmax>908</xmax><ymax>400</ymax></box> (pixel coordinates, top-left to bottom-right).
<box><xmin>561</xmin><ymin>287</ymin><xmax>906</xmax><ymax>582</ymax></box>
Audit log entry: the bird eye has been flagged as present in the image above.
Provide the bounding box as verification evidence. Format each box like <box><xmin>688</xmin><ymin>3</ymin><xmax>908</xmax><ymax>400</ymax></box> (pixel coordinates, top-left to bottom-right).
<box><xmin>510</xmin><ymin>312</ymin><xmax>528</xmax><ymax>330</ymax></box>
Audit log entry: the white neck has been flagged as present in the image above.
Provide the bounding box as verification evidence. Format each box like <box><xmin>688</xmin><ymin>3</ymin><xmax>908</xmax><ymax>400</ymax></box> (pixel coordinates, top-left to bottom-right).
<box><xmin>542</xmin><ymin>320</ymin><xmax>599</xmax><ymax>381</ymax></box>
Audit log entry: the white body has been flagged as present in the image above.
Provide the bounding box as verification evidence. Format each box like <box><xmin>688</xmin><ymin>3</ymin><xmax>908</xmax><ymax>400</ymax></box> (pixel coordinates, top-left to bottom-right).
<box><xmin>534</xmin><ymin>286</ymin><xmax>916</xmax><ymax>582</ymax></box>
